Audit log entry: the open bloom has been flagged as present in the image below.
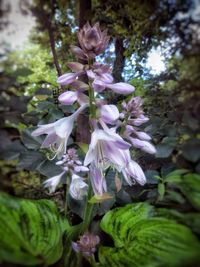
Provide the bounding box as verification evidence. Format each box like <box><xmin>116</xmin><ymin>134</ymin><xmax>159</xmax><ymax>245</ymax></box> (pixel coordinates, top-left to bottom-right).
<box><xmin>99</xmin><ymin>104</ymin><xmax>119</xmax><ymax>125</ymax></box>
<box><xmin>84</xmin><ymin>128</ymin><xmax>131</xmax><ymax>170</ymax></box>
<box><xmin>84</xmin><ymin>125</ymin><xmax>146</xmax><ymax>186</ymax></box>
<box><xmin>32</xmin><ymin>104</ymin><xmax>88</xmax><ymax>159</ymax></box>
<box><xmin>43</xmin><ymin>171</ymin><xmax>66</xmax><ymax>193</ymax></box>
<box><xmin>69</xmin><ymin>174</ymin><xmax>88</xmax><ymax>200</ymax></box>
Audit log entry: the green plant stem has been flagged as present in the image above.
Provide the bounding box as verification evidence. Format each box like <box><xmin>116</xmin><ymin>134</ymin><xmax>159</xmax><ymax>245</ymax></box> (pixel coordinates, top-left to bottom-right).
<box><xmin>82</xmin><ymin>183</ymin><xmax>94</xmax><ymax>232</ymax></box>
<box><xmin>64</xmin><ymin>176</ymin><xmax>70</xmax><ymax>223</ymax></box>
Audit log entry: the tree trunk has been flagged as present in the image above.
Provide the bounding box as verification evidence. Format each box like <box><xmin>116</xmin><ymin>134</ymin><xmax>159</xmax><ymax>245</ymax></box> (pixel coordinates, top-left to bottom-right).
<box><xmin>113</xmin><ymin>37</ymin><xmax>125</xmax><ymax>82</ymax></box>
<box><xmin>37</xmin><ymin>1</ymin><xmax>62</xmax><ymax>77</ymax></box>
<box><xmin>79</xmin><ymin>0</ymin><xmax>92</xmax><ymax>28</ymax></box>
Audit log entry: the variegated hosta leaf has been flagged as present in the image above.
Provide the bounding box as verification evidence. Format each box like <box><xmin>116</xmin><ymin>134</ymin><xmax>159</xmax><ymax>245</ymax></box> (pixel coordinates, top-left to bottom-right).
<box><xmin>165</xmin><ymin>172</ymin><xmax>200</xmax><ymax>210</ymax></box>
<box><xmin>99</xmin><ymin>203</ymin><xmax>200</xmax><ymax>267</ymax></box>
<box><xmin>0</xmin><ymin>192</ymin><xmax>70</xmax><ymax>266</ymax></box>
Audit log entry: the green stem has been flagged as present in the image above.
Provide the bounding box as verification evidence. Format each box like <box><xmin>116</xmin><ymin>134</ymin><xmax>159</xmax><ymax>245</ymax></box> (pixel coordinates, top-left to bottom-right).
<box><xmin>82</xmin><ymin>183</ymin><xmax>94</xmax><ymax>232</ymax></box>
<box><xmin>64</xmin><ymin>175</ymin><xmax>71</xmax><ymax>223</ymax></box>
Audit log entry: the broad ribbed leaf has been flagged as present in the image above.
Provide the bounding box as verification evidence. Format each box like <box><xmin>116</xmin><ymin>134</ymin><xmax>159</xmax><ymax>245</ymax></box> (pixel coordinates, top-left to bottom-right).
<box><xmin>99</xmin><ymin>203</ymin><xmax>200</xmax><ymax>267</ymax></box>
<box><xmin>0</xmin><ymin>192</ymin><xmax>70</xmax><ymax>266</ymax></box>
<box><xmin>166</xmin><ymin>172</ymin><xmax>200</xmax><ymax>210</ymax></box>
<box><xmin>178</xmin><ymin>173</ymin><xmax>200</xmax><ymax>210</ymax></box>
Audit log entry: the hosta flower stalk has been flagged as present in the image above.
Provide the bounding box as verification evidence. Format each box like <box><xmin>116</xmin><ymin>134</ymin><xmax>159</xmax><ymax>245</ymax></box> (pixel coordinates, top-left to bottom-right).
<box><xmin>32</xmin><ymin>22</ymin><xmax>157</xmax><ymax>254</ymax></box>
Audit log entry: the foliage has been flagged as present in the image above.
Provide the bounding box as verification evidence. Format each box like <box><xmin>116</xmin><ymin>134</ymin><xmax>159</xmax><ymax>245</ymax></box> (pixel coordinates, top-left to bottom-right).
<box><xmin>0</xmin><ymin>192</ymin><xmax>70</xmax><ymax>266</ymax></box>
<box><xmin>0</xmin><ymin>1</ymin><xmax>200</xmax><ymax>267</ymax></box>
<box><xmin>99</xmin><ymin>202</ymin><xmax>200</xmax><ymax>267</ymax></box>
<box><xmin>164</xmin><ymin>170</ymin><xmax>200</xmax><ymax>210</ymax></box>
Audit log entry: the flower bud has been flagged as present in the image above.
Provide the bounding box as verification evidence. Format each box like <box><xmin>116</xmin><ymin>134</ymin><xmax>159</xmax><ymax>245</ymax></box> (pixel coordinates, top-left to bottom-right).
<box><xmin>78</xmin><ymin>22</ymin><xmax>109</xmax><ymax>57</ymax></box>
<box><xmin>72</xmin><ymin>232</ymin><xmax>100</xmax><ymax>257</ymax></box>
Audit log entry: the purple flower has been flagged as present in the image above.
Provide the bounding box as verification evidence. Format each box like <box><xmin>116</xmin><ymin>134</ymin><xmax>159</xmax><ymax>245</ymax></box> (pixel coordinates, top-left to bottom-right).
<box><xmin>32</xmin><ymin>104</ymin><xmax>88</xmax><ymax>159</ymax></box>
<box><xmin>128</xmin><ymin>115</ymin><xmax>149</xmax><ymax>126</ymax></box>
<box><xmin>70</xmin><ymin>45</ymin><xmax>87</xmax><ymax>60</ymax></box>
<box><xmin>69</xmin><ymin>174</ymin><xmax>88</xmax><ymax>200</ymax></box>
<box><xmin>77</xmin><ymin>22</ymin><xmax>109</xmax><ymax>58</ymax></box>
<box><xmin>106</xmin><ymin>82</ymin><xmax>135</xmax><ymax>94</ymax></box>
<box><xmin>72</xmin><ymin>232</ymin><xmax>100</xmax><ymax>257</ymax></box>
<box><xmin>43</xmin><ymin>171</ymin><xmax>66</xmax><ymax>193</ymax></box>
<box><xmin>67</xmin><ymin>62</ymin><xmax>84</xmax><ymax>72</ymax></box>
<box><xmin>122</xmin><ymin>159</ymin><xmax>146</xmax><ymax>186</ymax></box>
<box><xmin>90</xmin><ymin>164</ymin><xmax>107</xmax><ymax>196</ymax></box>
<box><xmin>57</xmin><ymin>73</ymin><xmax>78</xmax><ymax>86</ymax></box>
<box><xmin>99</xmin><ymin>104</ymin><xmax>119</xmax><ymax>125</ymax></box>
<box><xmin>58</xmin><ymin>90</ymin><xmax>88</xmax><ymax>106</ymax></box>
<box><xmin>128</xmin><ymin>137</ymin><xmax>157</xmax><ymax>154</ymax></box>
<box><xmin>84</xmin><ymin>128</ymin><xmax>131</xmax><ymax>170</ymax></box>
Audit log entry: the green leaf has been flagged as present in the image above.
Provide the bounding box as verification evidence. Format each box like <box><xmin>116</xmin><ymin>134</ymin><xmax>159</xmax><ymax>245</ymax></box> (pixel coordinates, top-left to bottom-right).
<box><xmin>21</xmin><ymin>129</ymin><xmax>43</xmax><ymax>150</ymax></box>
<box><xmin>156</xmin><ymin>144</ymin><xmax>174</xmax><ymax>158</ymax></box>
<box><xmin>182</xmin><ymin>143</ymin><xmax>200</xmax><ymax>163</ymax></box>
<box><xmin>156</xmin><ymin>208</ymin><xmax>200</xmax><ymax>235</ymax></box>
<box><xmin>178</xmin><ymin>173</ymin><xmax>200</xmax><ymax>210</ymax></box>
<box><xmin>158</xmin><ymin>183</ymin><xmax>165</xmax><ymax>201</ymax></box>
<box><xmin>164</xmin><ymin>169</ymin><xmax>189</xmax><ymax>183</ymax></box>
<box><xmin>0</xmin><ymin>192</ymin><xmax>70</xmax><ymax>265</ymax></box>
<box><xmin>145</xmin><ymin>170</ymin><xmax>159</xmax><ymax>184</ymax></box>
<box><xmin>166</xmin><ymin>172</ymin><xmax>200</xmax><ymax>210</ymax></box>
<box><xmin>99</xmin><ymin>203</ymin><xmax>200</xmax><ymax>267</ymax></box>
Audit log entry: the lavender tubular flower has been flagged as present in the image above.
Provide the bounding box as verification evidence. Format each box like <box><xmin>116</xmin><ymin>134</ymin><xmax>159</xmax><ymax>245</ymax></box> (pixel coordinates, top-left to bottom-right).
<box><xmin>90</xmin><ymin>164</ymin><xmax>107</xmax><ymax>196</ymax></box>
<box><xmin>84</xmin><ymin>128</ymin><xmax>131</xmax><ymax>170</ymax></box>
<box><xmin>122</xmin><ymin>160</ymin><xmax>146</xmax><ymax>186</ymax></box>
<box><xmin>32</xmin><ymin>104</ymin><xmax>88</xmax><ymax>159</ymax></box>
<box><xmin>43</xmin><ymin>171</ymin><xmax>66</xmax><ymax>193</ymax></box>
<box><xmin>129</xmin><ymin>137</ymin><xmax>157</xmax><ymax>154</ymax></box>
<box><xmin>58</xmin><ymin>90</ymin><xmax>88</xmax><ymax>106</ymax></box>
<box><xmin>99</xmin><ymin>104</ymin><xmax>120</xmax><ymax>125</ymax></box>
<box><xmin>121</xmin><ymin>96</ymin><xmax>156</xmax><ymax>155</ymax></box>
<box><xmin>69</xmin><ymin>174</ymin><xmax>88</xmax><ymax>200</ymax></box>
<box><xmin>57</xmin><ymin>73</ymin><xmax>78</xmax><ymax>86</ymax></box>
<box><xmin>106</xmin><ymin>82</ymin><xmax>135</xmax><ymax>94</ymax></box>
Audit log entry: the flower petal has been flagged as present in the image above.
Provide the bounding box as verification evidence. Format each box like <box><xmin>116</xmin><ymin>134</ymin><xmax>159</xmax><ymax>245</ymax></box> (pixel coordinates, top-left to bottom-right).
<box><xmin>70</xmin><ymin>45</ymin><xmax>87</xmax><ymax>60</ymax></box>
<box><xmin>67</xmin><ymin>62</ymin><xmax>84</xmax><ymax>72</ymax></box>
<box><xmin>69</xmin><ymin>174</ymin><xmax>88</xmax><ymax>200</ymax></box>
<box><xmin>90</xmin><ymin>165</ymin><xmax>107</xmax><ymax>196</ymax></box>
<box><xmin>31</xmin><ymin>123</ymin><xmax>53</xmax><ymax>136</ymax></box>
<box><xmin>129</xmin><ymin>137</ymin><xmax>156</xmax><ymax>154</ymax></box>
<box><xmin>43</xmin><ymin>172</ymin><xmax>65</xmax><ymax>193</ymax></box>
<box><xmin>58</xmin><ymin>91</ymin><xmax>78</xmax><ymax>105</ymax></box>
<box><xmin>41</xmin><ymin>132</ymin><xmax>57</xmax><ymax>148</ymax></box>
<box><xmin>57</xmin><ymin>73</ymin><xmax>77</xmax><ymax>86</ymax></box>
<box><xmin>100</xmin><ymin>73</ymin><xmax>113</xmax><ymax>84</ymax></box>
<box><xmin>126</xmin><ymin>160</ymin><xmax>146</xmax><ymax>185</ymax></box>
<box><xmin>100</xmin><ymin>104</ymin><xmax>119</xmax><ymax>124</ymax></box>
<box><xmin>106</xmin><ymin>82</ymin><xmax>135</xmax><ymax>94</ymax></box>
<box><xmin>92</xmin><ymin>79</ymin><xmax>106</xmax><ymax>92</ymax></box>
<box><xmin>135</xmin><ymin>131</ymin><xmax>151</xmax><ymax>141</ymax></box>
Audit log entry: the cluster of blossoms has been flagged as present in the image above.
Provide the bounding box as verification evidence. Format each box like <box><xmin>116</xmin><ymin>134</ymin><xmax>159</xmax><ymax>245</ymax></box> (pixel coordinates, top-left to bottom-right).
<box><xmin>43</xmin><ymin>148</ymin><xmax>89</xmax><ymax>199</ymax></box>
<box><xmin>72</xmin><ymin>232</ymin><xmax>100</xmax><ymax>257</ymax></box>
<box><xmin>32</xmin><ymin>22</ymin><xmax>156</xmax><ymax>201</ymax></box>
